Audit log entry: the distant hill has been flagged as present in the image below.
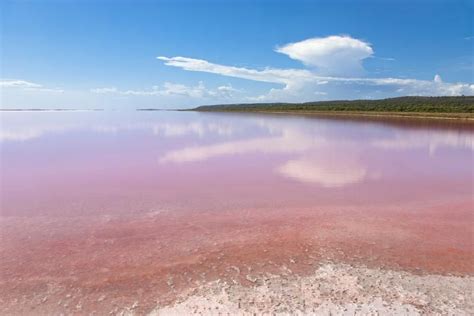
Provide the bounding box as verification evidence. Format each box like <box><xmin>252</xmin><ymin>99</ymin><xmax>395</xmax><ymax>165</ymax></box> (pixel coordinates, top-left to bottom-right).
<box><xmin>194</xmin><ymin>96</ymin><xmax>474</xmax><ymax>113</ymax></box>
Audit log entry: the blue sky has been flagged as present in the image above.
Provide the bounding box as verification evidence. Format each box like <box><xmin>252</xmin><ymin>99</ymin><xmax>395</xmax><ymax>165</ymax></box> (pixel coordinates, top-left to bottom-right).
<box><xmin>1</xmin><ymin>0</ymin><xmax>473</xmax><ymax>109</ymax></box>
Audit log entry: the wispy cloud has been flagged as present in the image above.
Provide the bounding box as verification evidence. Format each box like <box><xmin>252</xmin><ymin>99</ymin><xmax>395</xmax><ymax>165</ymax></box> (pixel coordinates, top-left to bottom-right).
<box><xmin>157</xmin><ymin>56</ymin><xmax>314</xmax><ymax>85</ymax></box>
<box><xmin>158</xmin><ymin>56</ymin><xmax>474</xmax><ymax>101</ymax></box>
<box><xmin>5</xmin><ymin>35</ymin><xmax>472</xmax><ymax>108</ymax></box>
<box><xmin>0</xmin><ymin>79</ymin><xmax>42</xmax><ymax>88</ymax></box>
<box><xmin>157</xmin><ymin>35</ymin><xmax>474</xmax><ymax>102</ymax></box>
<box><xmin>0</xmin><ymin>79</ymin><xmax>64</xmax><ymax>93</ymax></box>
<box><xmin>90</xmin><ymin>87</ymin><xmax>119</xmax><ymax>94</ymax></box>
<box><xmin>376</xmin><ymin>57</ymin><xmax>396</xmax><ymax>61</ymax></box>
<box><xmin>91</xmin><ymin>82</ymin><xmax>239</xmax><ymax>99</ymax></box>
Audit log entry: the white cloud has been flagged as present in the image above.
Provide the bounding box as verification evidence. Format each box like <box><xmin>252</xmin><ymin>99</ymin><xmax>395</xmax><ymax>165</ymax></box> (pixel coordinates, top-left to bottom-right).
<box><xmin>157</xmin><ymin>56</ymin><xmax>314</xmax><ymax>85</ymax></box>
<box><xmin>5</xmin><ymin>35</ymin><xmax>473</xmax><ymax>109</ymax></box>
<box><xmin>0</xmin><ymin>79</ymin><xmax>64</xmax><ymax>93</ymax></box>
<box><xmin>378</xmin><ymin>57</ymin><xmax>396</xmax><ymax>61</ymax></box>
<box><xmin>0</xmin><ymin>79</ymin><xmax>42</xmax><ymax>88</ymax></box>
<box><xmin>159</xmin><ymin>82</ymin><xmax>206</xmax><ymax>98</ymax></box>
<box><xmin>275</xmin><ymin>35</ymin><xmax>373</xmax><ymax>76</ymax></box>
<box><xmin>383</xmin><ymin>75</ymin><xmax>474</xmax><ymax>96</ymax></box>
<box><xmin>156</xmin><ymin>35</ymin><xmax>474</xmax><ymax>102</ymax></box>
<box><xmin>91</xmin><ymin>87</ymin><xmax>118</xmax><ymax>94</ymax></box>
<box><xmin>158</xmin><ymin>50</ymin><xmax>474</xmax><ymax>102</ymax></box>
<box><xmin>91</xmin><ymin>81</ymin><xmax>240</xmax><ymax>99</ymax></box>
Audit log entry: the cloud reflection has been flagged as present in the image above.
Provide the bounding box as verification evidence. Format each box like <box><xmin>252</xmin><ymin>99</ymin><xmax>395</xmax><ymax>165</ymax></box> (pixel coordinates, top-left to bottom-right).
<box><xmin>159</xmin><ymin>133</ymin><xmax>317</xmax><ymax>163</ymax></box>
<box><xmin>159</xmin><ymin>118</ymin><xmax>371</xmax><ymax>188</ymax></box>
<box><xmin>277</xmin><ymin>156</ymin><xmax>367</xmax><ymax>188</ymax></box>
<box><xmin>4</xmin><ymin>111</ymin><xmax>471</xmax><ymax>189</ymax></box>
<box><xmin>372</xmin><ymin>129</ymin><xmax>474</xmax><ymax>155</ymax></box>
<box><xmin>0</xmin><ymin>112</ymin><xmax>236</xmax><ymax>142</ymax></box>
<box><xmin>153</xmin><ymin>122</ymin><xmax>234</xmax><ymax>137</ymax></box>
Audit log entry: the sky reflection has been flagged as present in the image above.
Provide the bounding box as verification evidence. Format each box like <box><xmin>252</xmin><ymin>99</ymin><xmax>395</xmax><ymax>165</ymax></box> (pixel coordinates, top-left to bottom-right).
<box><xmin>1</xmin><ymin>111</ymin><xmax>473</xmax><ymax>217</ymax></box>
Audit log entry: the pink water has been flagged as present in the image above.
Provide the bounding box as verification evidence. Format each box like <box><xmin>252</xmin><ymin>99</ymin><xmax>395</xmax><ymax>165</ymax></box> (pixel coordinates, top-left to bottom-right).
<box><xmin>1</xmin><ymin>111</ymin><xmax>473</xmax><ymax>313</ymax></box>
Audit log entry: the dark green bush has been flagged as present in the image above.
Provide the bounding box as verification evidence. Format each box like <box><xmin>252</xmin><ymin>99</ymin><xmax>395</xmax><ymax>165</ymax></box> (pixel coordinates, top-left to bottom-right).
<box><xmin>195</xmin><ymin>96</ymin><xmax>474</xmax><ymax>113</ymax></box>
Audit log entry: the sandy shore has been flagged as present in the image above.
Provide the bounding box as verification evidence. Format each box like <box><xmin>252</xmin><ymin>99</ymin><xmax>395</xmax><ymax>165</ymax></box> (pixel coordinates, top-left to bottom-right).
<box><xmin>154</xmin><ymin>262</ymin><xmax>473</xmax><ymax>315</ymax></box>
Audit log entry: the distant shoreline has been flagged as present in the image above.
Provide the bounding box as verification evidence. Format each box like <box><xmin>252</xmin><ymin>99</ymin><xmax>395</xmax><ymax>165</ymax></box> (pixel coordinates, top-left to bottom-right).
<box><xmin>192</xmin><ymin>96</ymin><xmax>474</xmax><ymax>122</ymax></box>
<box><xmin>3</xmin><ymin>96</ymin><xmax>473</xmax><ymax>122</ymax></box>
<box><xmin>3</xmin><ymin>108</ymin><xmax>473</xmax><ymax>122</ymax></box>
<box><xmin>193</xmin><ymin>109</ymin><xmax>474</xmax><ymax>121</ymax></box>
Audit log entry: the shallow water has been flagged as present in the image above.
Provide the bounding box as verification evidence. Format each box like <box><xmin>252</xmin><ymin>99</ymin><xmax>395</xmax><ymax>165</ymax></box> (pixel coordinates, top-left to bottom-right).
<box><xmin>1</xmin><ymin>111</ymin><xmax>473</xmax><ymax>313</ymax></box>
<box><xmin>2</xmin><ymin>111</ymin><xmax>472</xmax><ymax>215</ymax></box>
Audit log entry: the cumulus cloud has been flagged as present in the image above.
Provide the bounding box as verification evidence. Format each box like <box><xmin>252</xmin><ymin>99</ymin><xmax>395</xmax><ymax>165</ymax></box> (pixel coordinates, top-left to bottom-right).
<box><xmin>275</xmin><ymin>35</ymin><xmax>373</xmax><ymax>76</ymax></box>
<box><xmin>155</xmin><ymin>35</ymin><xmax>473</xmax><ymax>102</ymax></box>
<box><xmin>158</xmin><ymin>54</ymin><xmax>474</xmax><ymax>102</ymax></box>
<box><xmin>6</xmin><ymin>35</ymin><xmax>472</xmax><ymax>108</ymax></box>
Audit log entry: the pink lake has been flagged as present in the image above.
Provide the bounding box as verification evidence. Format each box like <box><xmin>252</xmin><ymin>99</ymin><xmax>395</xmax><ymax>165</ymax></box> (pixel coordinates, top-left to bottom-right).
<box><xmin>1</xmin><ymin>111</ymin><xmax>473</xmax><ymax>314</ymax></box>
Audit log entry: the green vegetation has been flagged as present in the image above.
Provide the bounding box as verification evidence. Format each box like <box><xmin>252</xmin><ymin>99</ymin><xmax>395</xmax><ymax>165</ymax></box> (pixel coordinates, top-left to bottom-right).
<box><xmin>194</xmin><ymin>96</ymin><xmax>474</xmax><ymax>114</ymax></box>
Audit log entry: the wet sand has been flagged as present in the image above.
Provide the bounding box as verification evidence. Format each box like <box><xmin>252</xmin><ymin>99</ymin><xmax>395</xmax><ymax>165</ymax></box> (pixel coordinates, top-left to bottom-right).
<box><xmin>1</xmin><ymin>199</ymin><xmax>473</xmax><ymax>314</ymax></box>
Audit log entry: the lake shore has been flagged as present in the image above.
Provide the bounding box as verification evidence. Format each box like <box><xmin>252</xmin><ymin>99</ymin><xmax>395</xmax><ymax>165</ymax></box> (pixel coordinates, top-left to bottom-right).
<box><xmin>194</xmin><ymin>109</ymin><xmax>474</xmax><ymax>122</ymax></box>
<box><xmin>192</xmin><ymin>96</ymin><xmax>474</xmax><ymax>122</ymax></box>
<box><xmin>2</xmin><ymin>201</ymin><xmax>472</xmax><ymax>315</ymax></box>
